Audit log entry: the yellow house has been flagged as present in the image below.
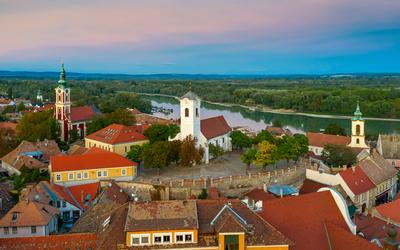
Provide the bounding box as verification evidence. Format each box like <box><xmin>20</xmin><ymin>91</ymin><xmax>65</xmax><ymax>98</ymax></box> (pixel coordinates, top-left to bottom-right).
<box><xmin>85</xmin><ymin>123</ymin><xmax>149</xmax><ymax>155</ymax></box>
<box><xmin>49</xmin><ymin>147</ymin><xmax>137</xmax><ymax>186</ymax></box>
<box><xmin>124</xmin><ymin>200</ymin><xmax>290</xmax><ymax>250</ymax></box>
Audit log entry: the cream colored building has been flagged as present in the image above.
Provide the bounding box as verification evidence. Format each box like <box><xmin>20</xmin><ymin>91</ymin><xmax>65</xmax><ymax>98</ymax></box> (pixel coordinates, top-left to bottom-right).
<box><xmin>85</xmin><ymin>123</ymin><xmax>148</xmax><ymax>155</ymax></box>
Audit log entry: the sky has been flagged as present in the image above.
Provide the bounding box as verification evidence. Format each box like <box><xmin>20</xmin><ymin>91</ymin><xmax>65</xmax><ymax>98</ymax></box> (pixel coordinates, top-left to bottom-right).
<box><xmin>0</xmin><ymin>0</ymin><xmax>399</xmax><ymax>74</ymax></box>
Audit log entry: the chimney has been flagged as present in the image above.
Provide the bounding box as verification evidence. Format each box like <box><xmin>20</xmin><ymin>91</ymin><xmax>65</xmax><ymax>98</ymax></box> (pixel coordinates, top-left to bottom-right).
<box><xmin>351</xmin><ymin>166</ymin><xmax>356</xmax><ymax>173</ymax></box>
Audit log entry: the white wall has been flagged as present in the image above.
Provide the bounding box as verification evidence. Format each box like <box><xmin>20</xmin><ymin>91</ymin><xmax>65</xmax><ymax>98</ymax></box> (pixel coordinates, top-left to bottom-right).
<box><xmin>0</xmin><ymin>225</ymin><xmax>47</xmax><ymax>238</ymax></box>
<box><xmin>180</xmin><ymin>98</ymin><xmax>201</xmax><ymax>142</ymax></box>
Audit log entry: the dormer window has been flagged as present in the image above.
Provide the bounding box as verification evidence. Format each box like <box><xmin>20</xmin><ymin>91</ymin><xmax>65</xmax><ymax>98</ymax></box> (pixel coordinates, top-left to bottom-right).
<box><xmin>12</xmin><ymin>212</ymin><xmax>17</xmax><ymax>221</ymax></box>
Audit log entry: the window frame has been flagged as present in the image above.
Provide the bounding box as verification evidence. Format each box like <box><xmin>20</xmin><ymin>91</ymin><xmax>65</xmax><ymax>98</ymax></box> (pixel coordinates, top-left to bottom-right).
<box><xmin>12</xmin><ymin>227</ymin><xmax>17</xmax><ymax>234</ymax></box>
<box><xmin>121</xmin><ymin>168</ymin><xmax>126</xmax><ymax>176</ymax></box>
<box><xmin>31</xmin><ymin>226</ymin><xmax>36</xmax><ymax>234</ymax></box>
<box><xmin>131</xmin><ymin>233</ymin><xmax>150</xmax><ymax>246</ymax></box>
<box><xmin>83</xmin><ymin>171</ymin><xmax>89</xmax><ymax>179</ymax></box>
<box><xmin>153</xmin><ymin>233</ymin><xmax>172</xmax><ymax>245</ymax></box>
<box><xmin>97</xmin><ymin>171</ymin><xmax>102</xmax><ymax>178</ymax></box>
<box><xmin>103</xmin><ymin>170</ymin><xmax>108</xmax><ymax>177</ymax></box>
<box><xmin>55</xmin><ymin>174</ymin><xmax>61</xmax><ymax>181</ymax></box>
<box><xmin>76</xmin><ymin>172</ymin><xmax>82</xmax><ymax>180</ymax></box>
<box><xmin>3</xmin><ymin>227</ymin><xmax>9</xmax><ymax>235</ymax></box>
<box><xmin>68</xmin><ymin>172</ymin><xmax>74</xmax><ymax>180</ymax></box>
<box><xmin>175</xmin><ymin>232</ymin><xmax>194</xmax><ymax>244</ymax></box>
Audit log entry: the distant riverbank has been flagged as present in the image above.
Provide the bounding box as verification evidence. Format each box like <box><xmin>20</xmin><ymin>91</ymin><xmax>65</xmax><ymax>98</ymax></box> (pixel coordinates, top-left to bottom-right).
<box><xmin>138</xmin><ymin>93</ymin><xmax>400</xmax><ymax>122</ymax></box>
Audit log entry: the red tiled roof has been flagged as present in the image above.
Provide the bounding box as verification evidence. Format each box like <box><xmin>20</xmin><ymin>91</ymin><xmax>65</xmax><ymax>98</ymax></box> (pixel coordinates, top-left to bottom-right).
<box><xmin>0</xmin><ymin>233</ymin><xmax>97</xmax><ymax>250</ymax></box>
<box><xmin>0</xmin><ymin>122</ymin><xmax>17</xmax><ymax>131</ymax></box>
<box><xmin>307</xmin><ymin>132</ymin><xmax>350</xmax><ymax>148</ymax></box>
<box><xmin>325</xmin><ymin>222</ymin><xmax>381</xmax><ymax>250</ymax></box>
<box><xmin>70</xmin><ymin>106</ymin><xmax>97</xmax><ymax>122</ymax></box>
<box><xmin>200</xmin><ymin>115</ymin><xmax>231</xmax><ymax>140</ymax></box>
<box><xmin>244</xmin><ymin>188</ymin><xmax>276</xmax><ymax>201</ymax></box>
<box><xmin>0</xmin><ymin>201</ymin><xmax>58</xmax><ymax>227</ymax></box>
<box><xmin>260</xmin><ymin>191</ymin><xmax>350</xmax><ymax>250</ymax></box>
<box><xmin>355</xmin><ymin>214</ymin><xmax>400</xmax><ymax>241</ymax></box>
<box><xmin>86</xmin><ymin>123</ymin><xmax>147</xmax><ymax>144</ymax></box>
<box><xmin>51</xmin><ymin>151</ymin><xmax>136</xmax><ymax>172</ymax></box>
<box><xmin>52</xmin><ymin>182</ymin><xmax>100</xmax><ymax>210</ymax></box>
<box><xmin>299</xmin><ymin>179</ymin><xmax>327</xmax><ymax>195</ymax></box>
<box><xmin>376</xmin><ymin>199</ymin><xmax>400</xmax><ymax>224</ymax></box>
<box><xmin>339</xmin><ymin>166</ymin><xmax>375</xmax><ymax>195</ymax></box>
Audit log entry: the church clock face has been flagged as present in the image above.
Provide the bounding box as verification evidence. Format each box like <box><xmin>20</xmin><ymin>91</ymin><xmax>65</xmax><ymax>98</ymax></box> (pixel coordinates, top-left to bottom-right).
<box><xmin>58</xmin><ymin>89</ymin><xmax>61</xmax><ymax>93</ymax></box>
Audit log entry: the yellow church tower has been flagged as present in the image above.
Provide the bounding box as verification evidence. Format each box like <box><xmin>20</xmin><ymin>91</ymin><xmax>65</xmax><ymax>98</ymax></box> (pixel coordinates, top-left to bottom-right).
<box><xmin>348</xmin><ymin>101</ymin><xmax>369</xmax><ymax>149</ymax></box>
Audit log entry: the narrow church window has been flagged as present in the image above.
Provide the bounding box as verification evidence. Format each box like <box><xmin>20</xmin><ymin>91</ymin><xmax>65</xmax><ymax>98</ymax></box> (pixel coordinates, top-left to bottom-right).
<box><xmin>356</xmin><ymin>139</ymin><xmax>360</xmax><ymax>144</ymax></box>
<box><xmin>185</xmin><ymin>108</ymin><xmax>189</xmax><ymax>117</ymax></box>
<box><xmin>196</xmin><ymin>108</ymin><xmax>199</xmax><ymax>117</ymax></box>
<box><xmin>356</xmin><ymin>125</ymin><xmax>360</xmax><ymax>135</ymax></box>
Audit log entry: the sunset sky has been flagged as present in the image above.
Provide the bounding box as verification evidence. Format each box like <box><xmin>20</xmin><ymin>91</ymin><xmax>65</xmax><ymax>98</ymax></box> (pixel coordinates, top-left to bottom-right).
<box><xmin>1</xmin><ymin>0</ymin><xmax>399</xmax><ymax>74</ymax></box>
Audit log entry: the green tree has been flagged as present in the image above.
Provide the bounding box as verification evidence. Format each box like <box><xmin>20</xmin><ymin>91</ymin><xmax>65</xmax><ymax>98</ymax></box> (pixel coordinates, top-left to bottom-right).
<box><xmin>168</xmin><ymin>140</ymin><xmax>181</xmax><ymax>165</ymax></box>
<box><xmin>17</xmin><ymin>102</ymin><xmax>26</xmax><ymax>112</ymax></box>
<box><xmin>127</xmin><ymin>144</ymin><xmax>147</xmax><ymax>163</ymax></box>
<box><xmin>0</xmin><ymin>128</ymin><xmax>19</xmax><ymax>157</ymax></box>
<box><xmin>230</xmin><ymin>130</ymin><xmax>252</xmax><ymax>150</ymax></box>
<box><xmin>272</xmin><ymin>120</ymin><xmax>283</xmax><ymax>128</ymax></box>
<box><xmin>68</xmin><ymin>128</ymin><xmax>80</xmax><ymax>143</ymax></box>
<box><xmin>240</xmin><ymin>148</ymin><xmax>257</xmax><ymax>171</ymax></box>
<box><xmin>2</xmin><ymin>105</ymin><xmax>15</xmax><ymax>114</ymax></box>
<box><xmin>86</xmin><ymin>108</ymin><xmax>135</xmax><ymax>135</ymax></box>
<box><xmin>254</xmin><ymin>141</ymin><xmax>278</xmax><ymax>170</ymax></box>
<box><xmin>321</xmin><ymin>144</ymin><xmax>356</xmax><ymax>168</ymax></box>
<box><xmin>198</xmin><ymin>188</ymin><xmax>208</xmax><ymax>199</ymax></box>
<box><xmin>17</xmin><ymin>110</ymin><xmax>60</xmax><ymax>141</ymax></box>
<box><xmin>253</xmin><ymin>130</ymin><xmax>275</xmax><ymax>144</ymax></box>
<box><xmin>180</xmin><ymin>136</ymin><xmax>204</xmax><ymax>167</ymax></box>
<box><xmin>142</xmin><ymin>141</ymin><xmax>170</xmax><ymax>174</ymax></box>
<box><xmin>324</xmin><ymin>123</ymin><xmax>346</xmax><ymax>136</ymax></box>
<box><xmin>100</xmin><ymin>92</ymin><xmax>152</xmax><ymax>113</ymax></box>
<box><xmin>291</xmin><ymin>134</ymin><xmax>309</xmax><ymax>161</ymax></box>
<box><xmin>7</xmin><ymin>87</ymin><xmax>13</xmax><ymax>99</ymax></box>
<box><xmin>209</xmin><ymin>143</ymin><xmax>224</xmax><ymax>160</ymax></box>
<box><xmin>144</xmin><ymin>124</ymin><xmax>180</xmax><ymax>144</ymax></box>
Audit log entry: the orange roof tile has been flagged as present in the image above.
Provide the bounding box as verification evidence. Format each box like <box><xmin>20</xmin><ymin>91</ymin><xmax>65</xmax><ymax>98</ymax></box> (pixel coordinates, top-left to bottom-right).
<box><xmin>0</xmin><ymin>233</ymin><xmax>97</xmax><ymax>250</ymax></box>
<box><xmin>244</xmin><ymin>187</ymin><xmax>276</xmax><ymax>201</ymax></box>
<box><xmin>299</xmin><ymin>179</ymin><xmax>327</xmax><ymax>194</ymax></box>
<box><xmin>70</xmin><ymin>106</ymin><xmax>97</xmax><ymax>122</ymax></box>
<box><xmin>200</xmin><ymin>115</ymin><xmax>232</xmax><ymax>140</ymax></box>
<box><xmin>0</xmin><ymin>200</ymin><xmax>58</xmax><ymax>227</ymax></box>
<box><xmin>86</xmin><ymin>123</ymin><xmax>147</xmax><ymax>144</ymax></box>
<box><xmin>51</xmin><ymin>182</ymin><xmax>100</xmax><ymax>210</ymax></box>
<box><xmin>260</xmin><ymin>191</ymin><xmax>350</xmax><ymax>250</ymax></box>
<box><xmin>51</xmin><ymin>151</ymin><xmax>136</xmax><ymax>172</ymax></box>
<box><xmin>339</xmin><ymin>166</ymin><xmax>375</xmax><ymax>195</ymax></box>
<box><xmin>325</xmin><ymin>222</ymin><xmax>381</xmax><ymax>250</ymax></box>
<box><xmin>307</xmin><ymin>132</ymin><xmax>350</xmax><ymax>148</ymax></box>
<box><xmin>0</xmin><ymin>122</ymin><xmax>17</xmax><ymax>131</ymax></box>
<box><xmin>376</xmin><ymin>199</ymin><xmax>400</xmax><ymax>224</ymax></box>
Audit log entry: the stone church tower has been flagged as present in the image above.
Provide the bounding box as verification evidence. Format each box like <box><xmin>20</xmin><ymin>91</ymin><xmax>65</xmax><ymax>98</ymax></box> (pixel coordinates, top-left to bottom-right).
<box><xmin>55</xmin><ymin>63</ymin><xmax>71</xmax><ymax>141</ymax></box>
<box><xmin>348</xmin><ymin>101</ymin><xmax>369</xmax><ymax>148</ymax></box>
<box><xmin>179</xmin><ymin>90</ymin><xmax>201</xmax><ymax>143</ymax></box>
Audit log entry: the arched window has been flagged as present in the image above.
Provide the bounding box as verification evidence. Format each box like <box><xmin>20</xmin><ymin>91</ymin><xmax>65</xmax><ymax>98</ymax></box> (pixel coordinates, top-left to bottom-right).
<box><xmin>185</xmin><ymin>108</ymin><xmax>189</xmax><ymax>117</ymax></box>
<box><xmin>356</xmin><ymin>124</ymin><xmax>361</xmax><ymax>135</ymax></box>
<box><xmin>356</xmin><ymin>138</ymin><xmax>360</xmax><ymax>144</ymax></box>
<box><xmin>196</xmin><ymin>108</ymin><xmax>199</xmax><ymax>117</ymax></box>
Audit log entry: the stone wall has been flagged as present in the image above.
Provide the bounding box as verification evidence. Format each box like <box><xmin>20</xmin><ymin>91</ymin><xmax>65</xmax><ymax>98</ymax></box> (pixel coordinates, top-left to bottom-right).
<box><xmin>115</xmin><ymin>161</ymin><xmax>307</xmax><ymax>200</ymax></box>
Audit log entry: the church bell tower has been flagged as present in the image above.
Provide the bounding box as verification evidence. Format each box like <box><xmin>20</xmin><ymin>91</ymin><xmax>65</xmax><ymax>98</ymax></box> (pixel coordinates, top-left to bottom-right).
<box><xmin>54</xmin><ymin>63</ymin><xmax>71</xmax><ymax>141</ymax></box>
<box><xmin>348</xmin><ymin>101</ymin><xmax>369</xmax><ymax>148</ymax></box>
<box><xmin>179</xmin><ymin>87</ymin><xmax>201</xmax><ymax>143</ymax></box>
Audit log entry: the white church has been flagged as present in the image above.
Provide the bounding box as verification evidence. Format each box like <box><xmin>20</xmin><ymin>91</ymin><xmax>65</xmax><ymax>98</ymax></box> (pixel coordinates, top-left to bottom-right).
<box><xmin>173</xmin><ymin>91</ymin><xmax>232</xmax><ymax>163</ymax></box>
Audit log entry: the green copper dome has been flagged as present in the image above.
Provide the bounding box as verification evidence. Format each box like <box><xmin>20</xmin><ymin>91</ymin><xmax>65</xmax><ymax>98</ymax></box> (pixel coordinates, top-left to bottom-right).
<box><xmin>58</xmin><ymin>63</ymin><xmax>67</xmax><ymax>88</ymax></box>
<box><xmin>352</xmin><ymin>101</ymin><xmax>363</xmax><ymax>121</ymax></box>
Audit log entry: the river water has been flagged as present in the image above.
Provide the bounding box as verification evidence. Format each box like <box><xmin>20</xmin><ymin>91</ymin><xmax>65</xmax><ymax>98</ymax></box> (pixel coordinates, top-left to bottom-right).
<box><xmin>144</xmin><ymin>95</ymin><xmax>400</xmax><ymax>135</ymax></box>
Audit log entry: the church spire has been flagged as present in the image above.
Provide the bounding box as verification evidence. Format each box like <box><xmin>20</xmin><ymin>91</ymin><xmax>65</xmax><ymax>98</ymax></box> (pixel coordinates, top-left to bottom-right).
<box><xmin>352</xmin><ymin>100</ymin><xmax>363</xmax><ymax>120</ymax></box>
<box><xmin>58</xmin><ymin>62</ymin><xmax>67</xmax><ymax>88</ymax></box>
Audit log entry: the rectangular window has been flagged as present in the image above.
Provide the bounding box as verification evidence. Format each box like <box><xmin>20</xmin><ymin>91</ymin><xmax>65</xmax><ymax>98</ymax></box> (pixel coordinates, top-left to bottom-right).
<box><xmin>68</xmin><ymin>173</ymin><xmax>74</xmax><ymax>180</ymax></box>
<box><xmin>31</xmin><ymin>226</ymin><xmax>36</xmax><ymax>234</ymax></box>
<box><xmin>55</xmin><ymin>174</ymin><xmax>61</xmax><ymax>181</ymax></box>
<box><xmin>57</xmin><ymin>201</ymin><xmax>61</xmax><ymax>208</ymax></box>
<box><xmin>154</xmin><ymin>233</ymin><xmax>172</xmax><ymax>244</ymax></box>
<box><xmin>125</xmin><ymin>146</ymin><xmax>128</xmax><ymax>152</ymax></box>
<box><xmin>97</xmin><ymin>171</ymin><xmax>102</xmax><ymax>178</ymax></box>
<box><xmin>12</xmin><ymin>227</ymin><xmax>17</xmax><ymax>234</ymax></box>
<box><xmin>121</xmin><ymin>169</ymin><xmax>126</xmax><ymax>176</ymax></box>
<box><xmin>3</xmin><ymin>227</ymin><xmax>9</xmax><ymax>235</ymax></box>
<box><xmin>83</xmin><ymin>171</ymin><xmax>88</xmax><ymax>179</ymax></box>
<box><xmin>62</xmin><ymin>201</ymin><xmax>66</xmax><ymax>208</ymax></box>
<box><xmin>175</xmin><ymin>232</ymin><xmax>194</xmax><ymax>243</ymax></box>
<box><xmin>76</xmin><ymin>172</ymin><xmax>82</xmax><ymax>179</ymax></box>
<box><xmin>103</xmin><ymin>170</ymin><xmax>108</xmax><ymax>177</ymax></box>
<box><xmin>131</xmin><ymin>234</ymin><xmax>150</xmax><ymax>246</ymax></box>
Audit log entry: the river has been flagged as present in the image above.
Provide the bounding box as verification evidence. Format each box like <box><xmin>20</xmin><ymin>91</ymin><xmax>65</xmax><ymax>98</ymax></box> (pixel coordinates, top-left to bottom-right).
<box><xmin>143</xmin><ymin>95</ymin><xmax>400</xmax><ymax>135</ymax></box>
